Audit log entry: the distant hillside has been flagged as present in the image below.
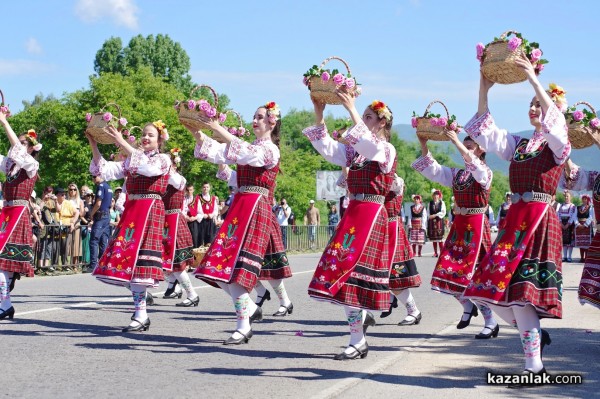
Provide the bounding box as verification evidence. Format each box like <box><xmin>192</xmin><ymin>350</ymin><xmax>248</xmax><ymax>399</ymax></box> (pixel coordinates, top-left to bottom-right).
<box><xmin>392</xmin><ymin>123</ymin><xmax>598</xmax><ymax>175</ymax></box>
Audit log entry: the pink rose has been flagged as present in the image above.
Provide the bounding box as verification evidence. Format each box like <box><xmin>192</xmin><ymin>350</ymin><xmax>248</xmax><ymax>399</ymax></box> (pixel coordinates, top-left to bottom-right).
<box><xmin>119</xmin><ymin>117</ymin><xmax>127</xmax><ymax>126</ymax></box>
<box><xmin>590</xmin><ymin>118</ymin><xmax>600</xmax><ymax>129</ymax></box>
<box><xmin>450</xmin><ymin>121</ymin><xmax>458</xmax><ymax>131</ymax></box>
<box><xmin>530</xmin><ymin>48</ymin><xmax>542</xmax><ymax>62</ymax></box>
<box><xmin>429</xmin><ymin>117</ymin><xmax>439</xmax><ymax>126</ymax></box>
<box><xmin>110</xmin><ymin>153</ymin><xmax>115</xmax><ymax>160</ymax></box>
<box><xmin>332</xmin><ymin>130</ymin><xmax>339</xmax><ymax>139</ymax></box>
<box><xmin>411</xmin><ymin>117</ymin><xmax>418</xmax><ymax>128</ymax></box>
<box><xmin>332</xmin><ymin>73</ymin><xmax>345</xmax><ymax>85</ymax></box>
<box><xmin>187</xmin><ymin>100</ymin><xmax>196</xmax><ymax>110</ymax></box>
<box><xmin>507</xmin><ymin>36</ymin><xmax>522</xmax><ymax>51</ymax></box>
<box><xmin>205</xmin><ymin>107</ymin><xmax>217</xmax><ymax>118</ymax></box>
<box><xmin>128</xmin><ymin>135</ymin><xmax>136</xmax><ymax>143</ymax></box>
<box><xmin>198</xmin><ymin>100</ymin><xmax>210</xmax><ymax>112</ymax></box>
<box><xmin>229</xmin><ymin>127</ymin><xmax>237</xmax><ymax>134</ymax></box>
<box><xmin>239</xmin><ymin>127</ymin><xmax>246</xmax><ymax>135</ymax></box>
<box><xmin>476</xmin><ymin>42</ymin><xmax>485</xmax><ymax>61</ymax></box>
<box><xmin>438</xmin><ymin>117</ymin><xmax>448</xmax><ymax>126</ymax></box>
<box><xmin>219</xmin><ymin>113</ymin><xmax>227</xmax><ymax>123</ymax></box>
<box><xmin>536</xmin><ymin>64</ymin><xmax>545</xmax><ymax>73</ymax></box>
<box><xmin>303</xmin><ymin>76</ymin><xmax>309</xmax><ymax>86</ymax></box>
<box><xmin>103</xmin><ymin>112</ymin><xmax>112</xmax><ymax>122</ymax></box>
<box><xmin>268</xmin><ymin>115</ymin><xmax>277</xmax><ymax>124</ymax></box>
<box><xmin>572</xmin><ymin>110</ymin><xmax>584</xmax><ymax>122</ymax></box>
<box><xmin>122</xmin><ymin>129</ymin><xmax>130</xmax><ymax>137</ymax></box>
<box><xmin>85</xmin><ymin>113</ymin><xmax>92</xmax><ymax>122</ymax></box>
<box><xmin>321</xmin><ymin>71</ymin><xmax>330</xmax><ymax>82</ymax></box>
<box><xmin>345</xmin><ymin>78</ymin><xmax>355</xmax><ymax>89</ymax></box>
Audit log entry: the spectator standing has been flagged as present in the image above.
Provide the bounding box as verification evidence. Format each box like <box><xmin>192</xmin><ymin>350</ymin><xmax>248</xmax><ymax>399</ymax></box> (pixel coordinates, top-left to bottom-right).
<box><xmin>113</xmin><ymin>186</ymin><xmax>124</xmax><ymax>215</ymax></box>
<box><xmin>198</xmin><ymin>182</ymin><xmax>219</xmax><ymax>246</ymax></box>
<box><xmin>54</xmin><ymin>188</ymin><xmax>79</xmax><ymax>267</ymax></box>
<box><xmin>86</xmin><ymin>174</ymin><xmax>113</xmax><ymax>273</ymax></box>
<box><xmin>109</xmin><ymin>197</ymin><xmax>120</xmax><ymax>235</ymax></box>
<box><xmin>66</xmin><ymin>183</ymin><xmax>85</xmax><ymax>266</ymax></box>
<box><xmin>327</xmin><ymin>204</ymin><xmax>339</xmax><ymax>237</ymax></box>
<box><xmin>221</xmin><ymin>186</ymin><xmax>236</xmax><ymax>220</ymax></box>
<box><xmin>79</xmin><ymin>190</ymin><xmax>94</xmax><ymax>265</ymax></box>
<box><xmin>183</xmin><ymin>184</ymin><xmax>201</xmax><ymax>248</ymax></box>
<box><xmin>304</xmin><ymin>200</ymin><xmax>320</xmax><ymax>248</ymax></box>
<box><xmin>274</xmin><ymin>198</ymin><xmax>292</xmax><ymax>249</ymax></box>
<box><xmin>339</xmin><ymin>191</ymin><xmax>349</xmax><ymax>219</ymax></box>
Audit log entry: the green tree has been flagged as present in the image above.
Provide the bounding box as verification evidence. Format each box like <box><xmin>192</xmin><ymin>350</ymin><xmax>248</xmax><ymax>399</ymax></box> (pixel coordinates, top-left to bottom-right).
<box><xmin>93</xmin><ymin>37</ymin><xmax>125</xmax><ymax>75</ymax></box>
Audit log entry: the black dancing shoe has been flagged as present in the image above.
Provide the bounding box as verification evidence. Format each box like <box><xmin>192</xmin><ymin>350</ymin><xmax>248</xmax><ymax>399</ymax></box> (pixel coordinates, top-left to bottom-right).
<box><xmin>334</xmin><ymin>342</ymin><xmax>369</xmax><ymax>360</ymax></box>
<box><xmin>507</xmin><ymin>368</ymin><xmax>547</xmax><ymax>389</ymax></box>
<box><xmin>0</xmin><ymin>306</ymin><xmax>15</xmax><ymax>320</ymax></box>
<box><xmin>223</xmin><ymin>329</ymin><xmax>253</xmax><ymax>345</ymax></box>
<box><xmin>176</xmin><ymin>296</ymin><xmax>199</xmax><ymax>307</ymax></box>
<box><xmin>541</xmin><ymin>329</ymin><xmax>552</xmax><ymax>359</ymax></box>
<box><xmin>249</xmin><ymin>306</ymin><xmax>263</xmax><ymax>323</ymax></box>
<box><xmin>145</xmin><ymin>292</ymin><xmax>155</xmax><ymax>306</ymax></box>
<box><xmin>256</xmin><ymin>290</ymin><xmax>271</xmax><ymax>308</ymax></box>
<box><xmin>380</xmin><ymin>296</ymin><xmax>398</xmax><ymax>318</ymax></box>
<box><xmin>456</xmin><ymin>305</ymin><xmax>478</xmax><ymax>329</ymax></box>
<box><xmin>163</xmin><ymin>280</ymin><xmax>182</xmax><ymax>299</ymax></box>
<box><xmin>363</xmin><ymin>311</ymin><xmax>376</xmax><ymax>333</ymax></box>
<box><xmin>474</xmin><ymin>323</ymin><xmax>500</xmax><ymax>339</ymax></box>
<box><xmin>8</xmin><ymin>273</ymin><xmax>20</xmax><ymax>292</ymax></box>
<box><xmin>273</xmin><ymin>303</ymin><xmax>293</xmax><ymax>317</ymax></box>
<box><xmin>398</xmin><ymin>312</ymin><xmax>422</xmax><ymax>326</ymax></box>
<box><xmin>122</xmin><ymin>317</ymin><xmax>150</xmax><ymax>333</ymax></box>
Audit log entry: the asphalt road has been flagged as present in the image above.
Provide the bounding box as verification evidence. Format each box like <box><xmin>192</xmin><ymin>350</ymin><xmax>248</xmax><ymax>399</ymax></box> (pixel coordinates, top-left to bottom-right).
<box><xmin>3</xmin><ymin>243</ymin><xmax>598</xmax><ymax>398</ymax></box>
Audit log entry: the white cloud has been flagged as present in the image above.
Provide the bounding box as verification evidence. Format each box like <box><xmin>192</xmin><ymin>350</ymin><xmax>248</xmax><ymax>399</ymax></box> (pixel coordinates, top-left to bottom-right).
<box><xmin>25</xmin><ymin>38</ymin><xmax>43</xmax><ymax>55</ymax></box>
<box><xmin>74</xmin><ymin>0</ymin><xmax>139</xmax><ymax>30</ymax></box>
<box><xmin>0</xmin><ymin>60</ymin><xmax>54</xmax><ymax>75</ymax></box>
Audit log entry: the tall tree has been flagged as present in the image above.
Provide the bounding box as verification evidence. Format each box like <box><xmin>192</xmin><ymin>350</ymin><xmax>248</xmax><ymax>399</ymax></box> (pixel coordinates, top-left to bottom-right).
<box><xmin>93</xmin><ymin>37</ymin><xmax>126</xmax><ymax>75</ymax></box>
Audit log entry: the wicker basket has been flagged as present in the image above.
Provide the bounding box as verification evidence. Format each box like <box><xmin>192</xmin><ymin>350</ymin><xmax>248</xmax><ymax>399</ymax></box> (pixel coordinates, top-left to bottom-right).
<box><xmin>85</xmin><ymin>103</ymin><xmax>123</xmax><ymax>145</ymax></box>
<box><xmin>481</xmin><ymin>30</ymin><xmax>528</xmax><ymax>85</ymax></box>
<box><xmin>415</xmin><ymin>100</ymin><xmax>452</xmax><ymax>142</ymax></box>
<box><xmin>176</xmin><ymin>85</ymin><xmax>219</xmax><ymax>133</ymax></box>
<box><xmin>224</xmin><ymin>110</ymin><xmax>247</xmax><ymax>137</ymax></box>
<box><xmin>308</xmin><ymin>56</ymin><xmax>357</xmax><ymax>105</ymax></box>
<box><xmin>192</xmin><ymin>247</ymin><xmax>208</xmax><ymax>268</ymax></box>
<box><xmin>568</xmin><ymin>101</ymin><xmax>599</xmax><ymax>149</ymax></box>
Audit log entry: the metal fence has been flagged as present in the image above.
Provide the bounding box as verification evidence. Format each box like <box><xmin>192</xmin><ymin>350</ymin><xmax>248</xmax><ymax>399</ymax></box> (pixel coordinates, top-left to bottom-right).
<box><xmin>32</xmin><ymin>224</ymin><xmax>91</xmax><ymax>272</ymax></box>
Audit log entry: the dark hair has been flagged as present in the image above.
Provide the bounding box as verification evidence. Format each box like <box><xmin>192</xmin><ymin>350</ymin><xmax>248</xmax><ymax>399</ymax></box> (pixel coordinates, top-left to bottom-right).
<box><xmin>19</xmin><ymin>134</ymin><xmax>40</xmax><ymax>159</ymax></box>
<box><xmin>366</xmin><ymin>104</ymin><xmax>393</xmax><ymax>142</ymax></box>
<box><xmin>463</xmin><ymin>136</ymin><xmax>486</xmax><ymax>161</ymax></box>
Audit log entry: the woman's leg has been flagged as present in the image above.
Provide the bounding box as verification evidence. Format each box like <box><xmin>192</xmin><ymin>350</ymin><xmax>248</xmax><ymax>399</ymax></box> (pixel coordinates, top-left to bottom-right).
<box><xmin>0</xmin><ymin>271</ymin><xmax>13</xmax><ymax>310</ymax></box>
<box><xmin>268</xmin><ymin>279</ymin><xmax>292</xmax><ymax>313</ymax></box>
<box><xmin>513</xmin><ymin>304</ymin><xmax>544</xmax><ymax>372</ymax></box>
<box><xmin>174</xmin><ymin>270</ymin><xmax>197</xmax><ymax>301</ymax></box>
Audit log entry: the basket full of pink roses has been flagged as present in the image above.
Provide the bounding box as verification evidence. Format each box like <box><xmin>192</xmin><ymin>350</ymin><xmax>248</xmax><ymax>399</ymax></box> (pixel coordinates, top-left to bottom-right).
<box><xmin>411</xmin><ymin>100</ymin><xmax>460</xmax><ymax>142</ymax></box>
<box><xmin>303</xmin><ymin>56</ymin><xmax>360</xmax><ymax>105</ymax></box>
<box><xmin>565</xmin><ymin>101</ymin><xmax>600</xmax><ymax>149</ymax></box>
<box><xmin>175</xmin><ymin>85</ymin><xmax>224</xmax><ymax>133</ymax></box>
<box><xmin>478</xmin><ymin>30</ymin><xmax>548</xmax><ymax>84</ymax></box>
<box><xmin>85</xmin><ymin>103</ymin><xmax>128</xmax><ymax>145</ymax></box>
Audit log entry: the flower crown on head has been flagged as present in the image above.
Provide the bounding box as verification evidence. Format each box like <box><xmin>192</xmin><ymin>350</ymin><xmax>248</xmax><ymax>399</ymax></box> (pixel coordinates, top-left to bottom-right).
<box><xmin>152</xmin><ymin>120</ymin><xmax>169</xmax><ymax>141</ymax></box>
<box><xmin>25</xmin><ymin>129</ymin><xmax>43</xmax><ymax>151</ymax></box>
<box><xmin>169</xmin><ymin>147</ymin><xmax>182</xmax><ymax>168</ymax></box>
<box><xmin>264</xmin><ymin>101</ymin><xmax>281</xmax><ymax>123</ymax></box>
<box><xmin>370</xmin><ymin>101</ymin><xmax>392</xmax><ymax>121</ymax></box>
<box><xmin>547</xmin><ymin>83</ymin><xmax>568</xmax><ymax>111</ymax></box>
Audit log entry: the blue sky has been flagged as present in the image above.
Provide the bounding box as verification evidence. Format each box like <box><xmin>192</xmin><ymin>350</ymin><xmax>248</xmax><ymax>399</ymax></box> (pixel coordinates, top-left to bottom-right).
<box><xmin>2</xmin><ymin>0</ymin><xmax>600</xmax><ymax>133</ymax></box>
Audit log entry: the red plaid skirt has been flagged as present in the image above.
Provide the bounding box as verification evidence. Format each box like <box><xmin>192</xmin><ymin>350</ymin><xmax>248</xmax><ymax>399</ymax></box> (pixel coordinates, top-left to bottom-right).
<box><xmin>579</xmin><ymin>230</ymin><xmax>600</xmax><ymax>308</ymax></box>
<box><xmin>172</xmin><ymin>213</ymin><xmax>194</xmax><ymax>272</ymax></box>
<box><xmin>0</xmin><ymin>206</ymin><xmax>34</xmax><ymax>277</ymax></box>
<box><xmin>575</xmin><ymin>225</ymin><xmax>593</xmax><ymax>249</ymax></box>
<box><xmin>310</xmin><ymin>205</ymin><xmax>391</xmax><ymax>311</ymax></box>
<box><xmin>389</xmin><ymin>219</ymin><xmax>421</xmax><ymax>290</ymax></box>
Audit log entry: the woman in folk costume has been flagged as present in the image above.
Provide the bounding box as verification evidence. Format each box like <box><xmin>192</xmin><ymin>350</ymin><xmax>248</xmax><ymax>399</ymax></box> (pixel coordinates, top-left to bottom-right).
<box><xmin>497</xmin><ymin>192</ymin><xmax>512</xmax><ymax>230</ymax></box>
<box><xmin>562</xmin><ymin>153</ymin><xmax>600</xmax><ymax>308</ymax></box>
<box><xmin>573</xmin><ymin>194</ymin><xmax>594</xmax><ymax>263</ymax></box>
<box><xmin>191</xmin><ymin>101</ymin><xmax>292</xmax><ymax>345</ymax></box>
<box><xmin>88</xmin><ymin>121</ymin><xmax>171</xmax><ymax>332</ymax></box>
<box><xmin>427</xmin><ymin>189</ymin><xmax>446</xmax><ymax>257</ymax></box>
<box><xmin>413</xmin><ymin>132</ymin><xmax>498</xmax><ymax>339</ymax></box>
<box><xmin>408</xmin><ymin>194</ymin><xmax>427</xmax><ymax>256</ymax></box>
<box><xmin>161</xmin><ymin>148</ymin><xmax>199</xmax><ymax>307</ymax></box>
<box><xmin>303</xmin><ymin>93</ymin><xmax>396</xmax><ymax>361</ymax></box>
<box><xmin>215</xmin><ymin>162</ymin><xmax>294</xmax><ymax>318</ymax></box>
<box><xmin>0</xmin><ymin>110</ymin><xmax>42</xmax><ymax>320</ymax></box>
<box><xmin>463</xmin><ymin>59</ymin><xmax>570</xmax><ymax>381</ymax></box>
<box><xmin>380</xmin><ymin>174</ymin><xmax>423</xmax><ymax>326</ymax></box>
<box><xmin>557</xmin><ymin>190</ymin><xmax>576</xmax><ymax>262</ymax></box>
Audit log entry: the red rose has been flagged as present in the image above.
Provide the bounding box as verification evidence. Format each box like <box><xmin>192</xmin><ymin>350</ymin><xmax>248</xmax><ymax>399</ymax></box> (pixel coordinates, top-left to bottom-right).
<box><xmin>267</xmin><ymin>101</ymin><xmax>276</xmax><ymax>109</ymax></box>
<box><xmin>27</xmin><ymin>130</ymin><xmax>37</xmax><ymax>139</ymax></box>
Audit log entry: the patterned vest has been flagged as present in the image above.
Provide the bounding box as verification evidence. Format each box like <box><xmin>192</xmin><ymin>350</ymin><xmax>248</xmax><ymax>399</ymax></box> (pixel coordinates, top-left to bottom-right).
<box><xmin>4</xmin><ymin>168</ymin><xmax>38</xmax><ymax>201</ymax></box>
<box><xmin>236</xmin><ymin>163</ymin><xmax>280</xmax><ymax>198</ymax></box>
<box><xmin>509</xmin><ymin>138</ymin><xmax>564</xmax><ymax>194</ymax></box>
<box><xmin>163</xmin><ymin>185</ymin><xmax>185</xmax><ymax>211</ymax></box>
<box><xmin>347</xmin><ymin>155</ymin><xmax>395</xmax><ymax>196</ymax></box>
<box><xmin>125</xmin><ymin>173</ymin><xmax>169</xmax><ymax>195</ymax></box>
<box><xmin>452</xmin><ymin>168</ymin><xmax>490</xmax><ymax>208</ymax></box>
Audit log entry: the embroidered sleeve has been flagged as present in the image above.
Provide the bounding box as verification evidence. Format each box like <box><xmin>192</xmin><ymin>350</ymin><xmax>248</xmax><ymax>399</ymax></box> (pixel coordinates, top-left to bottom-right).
<box><xmin>302</xmin><ymin>124</ymin><xmax>349</xmax><ymax>167</ymax></box>
<box><xmin>464</xmin><ymin>111</ymin><xmax>517</xmax><ymax>162</ymax></box>
<box><xmin>124</xmin><ymin>150</ymin><xmax>170</xmax><ymax>177</ymax></box>
<box><xmin>411</xmin><ymin>151</ymin><xmax>453</xmax><ymax>187</ymax></box>
<box><xmin>464</xmin><ymin>152</ymin><xmax>493</xmax><ymax>190</ymax></box>
<box><xmin>391</xmin><ymin>175</ymin><xmax>405</xmax><ymax>194</ymax></box>
<box><xmin>168</xmin><ymin>170</ymin><xmax>186</xmax><ymax>191</ymax></box>
<box><xmin>225</xmin><ymin>138</ymin><xmax>280</xmax><ymax>169</ymax></box>
<box><xmin>561</xmin><ymin>163</ymin><xmax>597</xmax><ymax>191</ymax></box>
<box><xmin>194</xmin><ymin>136</ymin><xmax>230</xmax><ymax>164</ymax></box>
<box><xmin>6</xmin><ymin>143</ymin><xmax>39</xmax><ymax>178</ymax></box>
<box><xmin>541</xmin><ymin>103</ymin><xmax>570</xmax><ymax>165</ymax></box>
<box><xmin>422</xmin><ymin>208</ymin><xmax>428</xmax><ymax>231</ymax></box>
<box><xmin>216</xmin><ymin>164</ymin><xmax>238</xmax><ymax>188</ymax></box>
<box><xmin>344</xmin><ymin>121</ymin><xmax>397</xmax><ymax>173</ymax></box>
<box><xmin>89</xmin><ymin>156</ymin><xmax>125</xmax><ymax>181</ymax></box>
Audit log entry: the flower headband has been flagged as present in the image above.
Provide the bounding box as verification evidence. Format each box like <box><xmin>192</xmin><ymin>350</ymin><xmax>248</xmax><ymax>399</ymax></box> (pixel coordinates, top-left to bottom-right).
<box><xmin>25</xmin><ymin>129</ymin><xmax>43</xmax><ymax>151</ymax></box>
<box><xmin>169</xmin><ymin>147</ymin><xmax>182</xmax><ymax>168</ymax></box>
<box><xmin>547</xmin><ymin>83</ymin><xmax>568</xmax><ymax>112</ymax></box>
<box><xmin>152</xmin><ymin>120</ymin><xmax>169</xmax><ymax>141</ymax></box>
<box><xmin>370</xmin><ymin>100</ymin><xmax>392</xmax><ymax>121</ymax></box>
<box><xmin>264</xmin><ymin>101</ymin><xmax>281</xmax><ymax>123</ymax></box>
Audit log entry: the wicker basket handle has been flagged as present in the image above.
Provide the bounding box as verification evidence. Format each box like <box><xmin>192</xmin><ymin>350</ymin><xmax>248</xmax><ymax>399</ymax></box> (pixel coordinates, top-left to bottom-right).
<box><xmin>318</xmin><ymin>56</ymin><xmax>352</xmax><ymax>76</ymax></box>
<box><xmin>225</xmin><ymin>110</ymin><xmax>243</xmax><ymax>127</ymax></box>
<box><xmin>127</xmin><ymin>126</ymin><xmax>143</xmax><ymax>135</ymax></box>
<box><xmin>99</xmin><ymin>103</ymin><xmax>122</xmax><ymax>118</ymax></box>
<box><xmin>572</xmin><ymin>101</ymin><xmax>597</xmax><ymax>115</ymax></box>
<box><xmin>0</xmin><ymin>89</ymin><xmax>4</xmax><ymax>105</ymax></box>
<box><xmin>498</xmin><ymin>30</ymin><xmax>520</xmax><ymax>40</ymax></box>
<box><xmin>423</xmin><ymin>100</ymin><xmax>450</xmax><ymax>119</ymax></box>
<box><xmin>189</xmin><ymin>85</ymin><xmax>219</xmax><ymax>109</ymax></box>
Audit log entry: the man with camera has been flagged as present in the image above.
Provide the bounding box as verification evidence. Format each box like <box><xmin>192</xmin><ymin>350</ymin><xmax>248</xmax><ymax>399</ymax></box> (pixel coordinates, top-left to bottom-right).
<box><xmin>274</xmin><ymin>198</ymin><xmax>292</xmax><ymax>249</ymax></box>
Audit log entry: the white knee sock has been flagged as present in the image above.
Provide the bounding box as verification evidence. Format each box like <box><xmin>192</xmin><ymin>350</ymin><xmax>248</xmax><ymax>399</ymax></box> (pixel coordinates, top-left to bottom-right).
<box><xmin>513</xmin><ymin>305</ymin><xmax>544</xmax><ymax>372</ymax></box>
<box><xmin>396</xmin><ymin>289</ymin><xmax>420</xmax><ymax>316</ymax></box>
<box><xmin>174</xmin><ymin>271</ymin><xmax>197</xmax><ymax>299</ymax></box>
<box><xmin>269</xmin><ymin>279</ymin><xmax>291</xmax><ymax>308</ymax></box>
<box><xmin>130</xmin><ymin>283</ymin><xmax>148</xmax><ymax>322</ymax></box>
<box><xmin>476</xmin><ymin>302</ymin><xmax>498</xmax><ymax>328</ymax></box>
<box><xmin>344</xmin><ymin>306</ymin><xmax>366</xmax><ymax>353</ymax></box>
<box><xmin>0</xmin><ymin>271</ymin><xmax>12</xmax><ymax>309</ymax></box>
<box><xmin>455</xmin><ymin>296</ymin><xmax>475</xmax><ymax>321</ymax></box>
<box><xmin>489</xmin><ymin>304</ymin><xmax>517</xmax><ymax>327</ymax></box>
<box><xmin>229</xmin><ymin>283</ymin><xmax>253</xmax><ymax>337</ymax></box>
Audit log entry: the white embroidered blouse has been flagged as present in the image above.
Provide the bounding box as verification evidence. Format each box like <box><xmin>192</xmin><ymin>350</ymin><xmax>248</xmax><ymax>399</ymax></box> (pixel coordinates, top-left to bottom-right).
<box><xmin>0</xmin><ymin>143</ymin><xmax>39</xmax><ymax>178</ymax></box>
<box><xmin>411</xmin><ymin>151</ymin><xmax>493</xmax><ymax>191</ymax></box>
